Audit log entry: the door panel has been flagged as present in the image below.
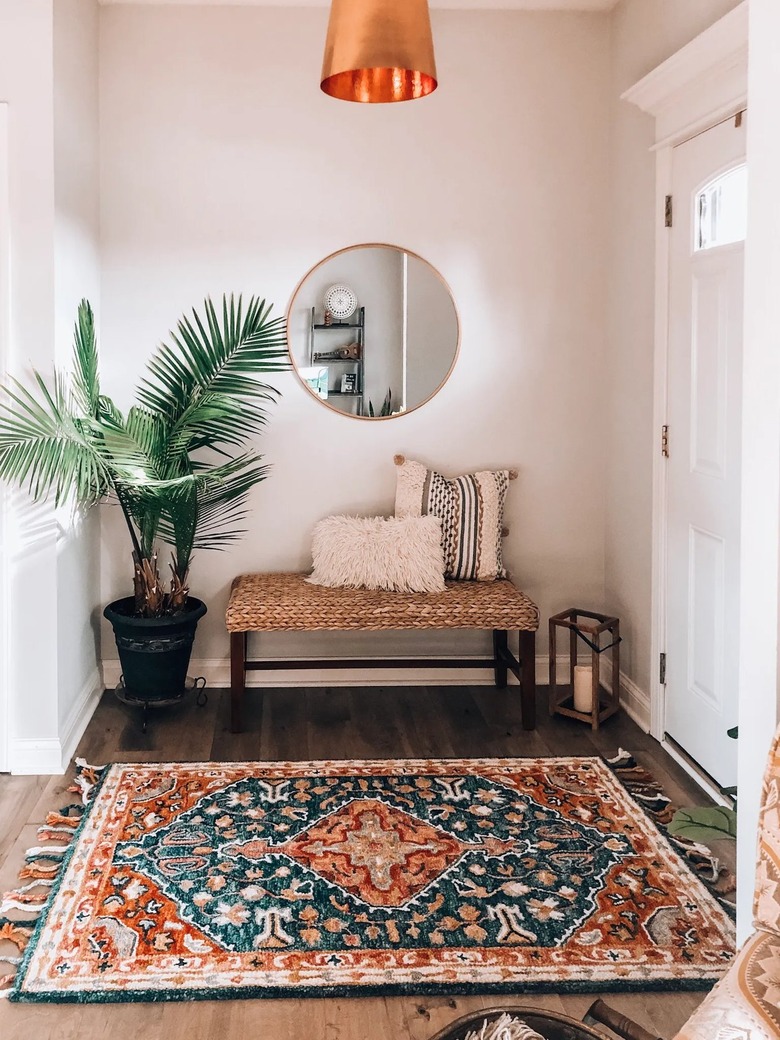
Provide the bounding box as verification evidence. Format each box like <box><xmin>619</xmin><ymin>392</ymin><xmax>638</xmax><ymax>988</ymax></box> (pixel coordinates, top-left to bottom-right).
<box><xmin>690</xmin><ymin>266</ymin><xmax>728</xmax><ymax>477</ymax></box>
<box><xmin>687</xmin><ymin>525</ymin><xmax>724</xmax><ymax>710</ymax></box>
<box><xmin>664</xmin><ymin>118</ymin><xmax>745</xmax><ymax>789</ymax></box>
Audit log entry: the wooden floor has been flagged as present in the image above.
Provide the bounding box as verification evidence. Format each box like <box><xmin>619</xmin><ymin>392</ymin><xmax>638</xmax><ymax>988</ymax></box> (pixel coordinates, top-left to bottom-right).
<box><xmin>0</xmin><ymin>684</ymin><xmax>732</xmax><ymax>1040</ymax></box>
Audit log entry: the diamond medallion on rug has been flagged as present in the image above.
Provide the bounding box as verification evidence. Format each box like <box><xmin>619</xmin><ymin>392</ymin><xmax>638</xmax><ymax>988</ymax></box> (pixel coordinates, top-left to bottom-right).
<box><xmin>8</xmin><ymin>757</ymin><xmax>736</xmax><ymax>1002</ymax></box>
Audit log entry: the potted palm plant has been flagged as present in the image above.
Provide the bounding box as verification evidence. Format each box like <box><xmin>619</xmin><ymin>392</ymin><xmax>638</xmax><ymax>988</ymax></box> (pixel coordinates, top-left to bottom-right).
<box><xmin>0</xmin><ymin>294</ymin><xmax>288</xmax><ymax>707</ymax></box>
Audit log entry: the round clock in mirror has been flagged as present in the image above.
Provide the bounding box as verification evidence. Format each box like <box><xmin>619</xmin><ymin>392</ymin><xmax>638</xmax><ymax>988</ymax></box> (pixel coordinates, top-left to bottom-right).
<box><xmin>287</xmin><ymin>244</ymin><xmax>459</xmax><ymax>419</ymax></box>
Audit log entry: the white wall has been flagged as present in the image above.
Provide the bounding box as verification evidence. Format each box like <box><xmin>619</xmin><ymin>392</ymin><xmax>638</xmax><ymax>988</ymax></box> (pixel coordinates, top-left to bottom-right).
<box><xmin>737</xmin><ymin>0</ymin><xmax>780</xmax><ymax>937</ymax></box>
<box><xmin>0</xmin><ymin>0</ymin><xmax>101</xmax><ymax>774</ymax></box>
<box><xmin>53</xmin><ymin>0</ymin><xmax>102</xmax><ymax>745</ymax></box>
<box><xmin>98</xmin><ymin>6</ymin><xmax>611</xmax><ymax>675</ymax></box>
<box><xmin>605</xmin><ymin>0</ymin><xmax>743</xmax><ymax>696</ymax></box>
<box><xmin>0</xmin><ymin>0</ymin><xmax>60</xmax><ymax>772</ymax></box>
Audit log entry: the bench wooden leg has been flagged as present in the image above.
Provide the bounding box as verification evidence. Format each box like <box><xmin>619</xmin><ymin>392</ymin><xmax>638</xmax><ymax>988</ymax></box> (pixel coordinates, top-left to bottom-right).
<box><xmin>519</xmin><ymin>630</ymin><xmax>536</xmax><ymax>731</ymax></box>
<box><xmin>493</xmin><ymin>629</ymin><xmax>508</xmax><ymax>688</ymax></box>
<box><xmin>230</xmin><ymin>631</ymin><xmax>246</xmax><ymax>733</ymax></box>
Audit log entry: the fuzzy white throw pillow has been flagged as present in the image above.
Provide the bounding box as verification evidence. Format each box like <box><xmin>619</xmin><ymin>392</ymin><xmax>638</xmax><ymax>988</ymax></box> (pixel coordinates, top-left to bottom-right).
<box><xmin>307</xmin><ymin>515</ymin><xmax>446</xmax><ymax>593</ymax></box>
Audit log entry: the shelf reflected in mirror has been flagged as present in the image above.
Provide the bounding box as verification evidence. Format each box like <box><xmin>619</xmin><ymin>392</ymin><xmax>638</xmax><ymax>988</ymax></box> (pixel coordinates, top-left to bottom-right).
<box><xmin>286</xmin><ymin>244</ymin><xmax>459</xmax><ymax>420</ymax></box>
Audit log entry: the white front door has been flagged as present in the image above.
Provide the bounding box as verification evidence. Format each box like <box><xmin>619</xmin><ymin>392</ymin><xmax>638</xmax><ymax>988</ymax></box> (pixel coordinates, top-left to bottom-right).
<box><xmin>664</xmin><ymin>117</ymin><xmax>746</xmax><ymax>790</ymax></box>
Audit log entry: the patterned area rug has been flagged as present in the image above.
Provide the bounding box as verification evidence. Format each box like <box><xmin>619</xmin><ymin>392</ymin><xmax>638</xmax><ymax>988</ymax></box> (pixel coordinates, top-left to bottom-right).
<box><xmin>2</xmin><ymin>755</ymin><xmax>736</xmax><ymax>1003</ymax></box>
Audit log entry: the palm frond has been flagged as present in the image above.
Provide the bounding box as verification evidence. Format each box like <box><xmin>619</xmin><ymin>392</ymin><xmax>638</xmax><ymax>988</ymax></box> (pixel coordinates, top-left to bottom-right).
<box><xmin>152</xmin><ymin>453</ymin><xmax>271</xmax><ymax>568</ymax></box>
<box><xmin>0</xmin><ymin>293</ymin><xmax>286</xmax><ymax>616</ymax></box>
<box><xmin>71</xmin><ymin>300</ymin><xmax>100</xmax><ymax>418</ymax></box>
<box><xmin>0</xmin><ymin>372</ymin><xmax>109</xmax><ymax>505</ymax></box>
<box><xmin>101</xmin><ymin>405</ymin><xmax>170</xmax><ymax>482</ymax></box>
<box><xmin>117</xmin><ymin>487</ymin><xmax>160</xmax><ymax>560</ymax></box>
<box><xmin>159</xmin><ymin>482</ymin><xmax>198</xmax><ymax>578</ymax></box>
<box><xmin>190</xmin><ymin>456</ymin><xmax>271</xmax><ymax>549</ymax></box>
<box><xmin>137</xmin><ymin>295</ymin><xmax>289</xmax><ymax>434</ymax></box>
<box><xmin>165</xmin><ymin>392</ymin><xmax>261</xmax><ymax>459</ymax></box>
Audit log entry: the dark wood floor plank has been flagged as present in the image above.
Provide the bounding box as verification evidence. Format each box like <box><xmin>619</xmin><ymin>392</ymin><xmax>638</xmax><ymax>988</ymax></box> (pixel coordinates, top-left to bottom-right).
<box><xmin>346</xmin><ymin>687</ymin><xmax>413</xmax><ymax>759</ymax></box>
<box><xmin>258</xmin><ymin>687</ymin><xmax>309</xmax><ymax>763</ymax></box>
<box><xmin>0</xmin><ymin>683</ymin><xmax>724</xmax><ymax>1040</ymax></box>
<box><xmin>305</xmin><ymin>687</ymin><xmax>354</xmax><ymax>760</ymax></box>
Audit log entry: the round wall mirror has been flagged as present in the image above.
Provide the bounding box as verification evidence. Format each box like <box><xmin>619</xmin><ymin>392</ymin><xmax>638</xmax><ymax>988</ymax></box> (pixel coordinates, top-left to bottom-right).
<box><xmin>287</xmin><ymin>244</ymin><xmax>459</xmax><ymax>419</ymax></box>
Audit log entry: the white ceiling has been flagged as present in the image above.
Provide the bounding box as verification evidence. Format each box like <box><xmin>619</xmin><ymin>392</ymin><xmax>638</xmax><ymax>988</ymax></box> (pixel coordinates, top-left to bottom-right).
<box><xmin>99</xmin><ymin>0</ymin><xmax>621</xmax><ymax>11</ymax></box>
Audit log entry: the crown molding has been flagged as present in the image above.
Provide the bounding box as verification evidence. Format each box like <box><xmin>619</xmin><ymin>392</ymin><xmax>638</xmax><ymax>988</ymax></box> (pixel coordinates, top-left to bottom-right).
<box><xmin>622</xmin><ymin>1</ymin><xmax>748</xmax><ymax>147</ymax></box>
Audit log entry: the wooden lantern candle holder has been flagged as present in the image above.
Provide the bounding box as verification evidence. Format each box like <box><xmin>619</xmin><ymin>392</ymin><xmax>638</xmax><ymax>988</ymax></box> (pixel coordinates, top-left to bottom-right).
<box><xmin>548</xmin><ymin>608</ymin><xmax>621</xmax><ymax>730</ymax></box>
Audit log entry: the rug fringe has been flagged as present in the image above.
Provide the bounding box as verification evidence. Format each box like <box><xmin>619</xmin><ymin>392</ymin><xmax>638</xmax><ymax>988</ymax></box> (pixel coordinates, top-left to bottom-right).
<box><xmin>69</xmin><ymin>758</ymin><xmax>105</xmax><ymax>805</ymax></box>
<box><xmin>1</xmin><ymin>883</ymin><xmax>52</xmax><ymax>913</ymax></box>
<box><xmin>0</xmin><ymin>920</ymin><xmax>34</xmax><ymax>951</ymax></box>
<box><xmin>44</xmin><ymin>808</ymin><xmax>83</xmax><ymax>828</ymax></box>
<box><xmin>37</xmin><ymin>826</ymin><xmax>80</xmax><ymax>841</ymax></box>
<box><xmin>4</xmin><ymin>880</ymin><xmax>54</xmax><ymax>897</ymax></box>
<box><xmin>1</xmin><ymin>759</ymin><xmax>106</xmax><ymax>997</ymax></box>
<box><xmin>0</xmin><ymin>899</ymin><xmax>43</xmax><ymax>917</ymax></box>
<box><xmin>606</xmin><ymin>752</ymin><xmax>737</xmax><ymax>915</ymax></box>
<box><xmin>24</xmin><ymin>845</ymin><xmax>69</xmax><ymax>860</ymax></box>
<box><xmin>18</xmin><ymin>863</ymin><xmax>59</xmax><ymax>881</ymax></box>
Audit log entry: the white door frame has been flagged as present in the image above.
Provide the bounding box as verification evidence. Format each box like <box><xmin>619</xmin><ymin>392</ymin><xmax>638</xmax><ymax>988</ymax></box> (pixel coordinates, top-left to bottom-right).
<box><xmin>0</xmin><ymin>101</ymin><xmax>10</xmax><ymax>773</ymax></box>
<box><xmin>622</xmin><ymin>3</ymin><xmax>748</xmax><ymax>797</ymax></box>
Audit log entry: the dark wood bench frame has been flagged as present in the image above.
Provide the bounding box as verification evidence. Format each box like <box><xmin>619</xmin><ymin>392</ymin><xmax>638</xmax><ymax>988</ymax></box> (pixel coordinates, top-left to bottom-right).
<box><xmin>229</xmin><ymin>628</ymin><xmax>536</xmax><ymax>734</ymax></box>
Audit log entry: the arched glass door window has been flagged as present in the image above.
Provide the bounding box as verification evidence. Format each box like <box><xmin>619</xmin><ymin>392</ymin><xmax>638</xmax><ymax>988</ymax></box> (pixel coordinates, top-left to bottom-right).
<box><xmin>695</xmin><ymin>164</ymin><xmax>748</xmax><ymax>251</ymax></box>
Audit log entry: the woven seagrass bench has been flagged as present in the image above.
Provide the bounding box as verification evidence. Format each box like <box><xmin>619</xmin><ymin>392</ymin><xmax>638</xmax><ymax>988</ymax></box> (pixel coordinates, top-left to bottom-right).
<box><xmin>225</xmin><ymin>572</ymin><xmax>540</xmax><ymax>734</ymax></box>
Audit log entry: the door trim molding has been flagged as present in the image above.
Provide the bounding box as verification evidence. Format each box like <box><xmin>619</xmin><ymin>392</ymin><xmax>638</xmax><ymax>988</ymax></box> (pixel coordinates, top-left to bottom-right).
<box><xmin>623</xmin><ymin>5</ymin><xmax>748</xmax><ymax>747</ymax></box>
<box><xmin>622</xmin><ymin>1</ymin><xmax>748</xmax><ymax>149</ymax></box>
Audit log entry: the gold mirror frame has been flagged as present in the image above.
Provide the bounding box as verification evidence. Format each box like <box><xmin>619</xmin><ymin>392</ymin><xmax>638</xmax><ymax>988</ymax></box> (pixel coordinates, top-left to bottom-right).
<box><xmin>286</xmin><ymin>243</ymin><xmax>460</xmax><ymax>421</ymax></box>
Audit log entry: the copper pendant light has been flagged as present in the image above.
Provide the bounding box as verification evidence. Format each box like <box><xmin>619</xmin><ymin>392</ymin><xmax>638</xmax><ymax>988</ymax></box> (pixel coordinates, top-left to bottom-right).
<box><xmin>320</xmin><ymin>0</ymin><xmax>438</xmax><ymax>104</ymax></box>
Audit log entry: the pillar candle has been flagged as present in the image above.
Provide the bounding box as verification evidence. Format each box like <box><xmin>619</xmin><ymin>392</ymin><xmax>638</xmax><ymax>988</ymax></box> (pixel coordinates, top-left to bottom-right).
<box><xmin>573</xmin><ymin>664</ymin><xmax>594</xmax><ymax>714</ymax></box>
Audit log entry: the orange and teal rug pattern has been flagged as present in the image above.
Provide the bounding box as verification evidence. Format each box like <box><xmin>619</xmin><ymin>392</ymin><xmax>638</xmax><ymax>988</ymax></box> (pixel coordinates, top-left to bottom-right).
<box><xmin>3</xmin><ymin>756</ymin><xmax>735</xmax><ymax>1003</ymax></box>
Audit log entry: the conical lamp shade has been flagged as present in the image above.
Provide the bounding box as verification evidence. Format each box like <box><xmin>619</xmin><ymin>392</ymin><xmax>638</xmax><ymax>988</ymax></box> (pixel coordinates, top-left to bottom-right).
<box><xmin>321</xmin><ymin>0</ymin><xmax>437</xmax><ymax>103</ymax></box>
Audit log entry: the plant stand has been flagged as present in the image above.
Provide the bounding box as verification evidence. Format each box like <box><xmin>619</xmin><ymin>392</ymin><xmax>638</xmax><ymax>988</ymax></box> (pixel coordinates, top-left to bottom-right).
<box><xmin>115</xmin><ymin>675</ymin><xmax>207</xmax><ymax>733</ymax></box>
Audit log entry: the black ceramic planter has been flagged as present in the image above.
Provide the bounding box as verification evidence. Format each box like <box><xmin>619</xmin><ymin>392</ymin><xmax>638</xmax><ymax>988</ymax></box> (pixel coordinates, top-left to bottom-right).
<box><xmin>104</xmin><ymin>597</ymin><xmax>207</xmax><ymax>703</ymax></box>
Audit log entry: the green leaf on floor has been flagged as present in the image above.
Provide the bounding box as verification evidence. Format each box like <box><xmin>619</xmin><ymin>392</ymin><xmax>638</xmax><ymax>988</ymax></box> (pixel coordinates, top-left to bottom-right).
<box><xmin>668</xmin><ymin>805</ymin><xmax>737</xmax><ymax>842</ymax></box>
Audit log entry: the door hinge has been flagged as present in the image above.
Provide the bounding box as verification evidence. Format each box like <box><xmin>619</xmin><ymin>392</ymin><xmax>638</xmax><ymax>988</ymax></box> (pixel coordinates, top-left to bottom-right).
<box><xmin>659</xmin><ymin>652</ymin><xmax>667</xmax><ymax>685</ymax></box>
<box><xmin>661</xmin><ymin>424</ymin><xmax>670</xmax><ymax>458</ymax></box>
<box><xmin>665</xmin><ymin>195</ymin><xmax>673</xmax><ymax>228</ymax></box>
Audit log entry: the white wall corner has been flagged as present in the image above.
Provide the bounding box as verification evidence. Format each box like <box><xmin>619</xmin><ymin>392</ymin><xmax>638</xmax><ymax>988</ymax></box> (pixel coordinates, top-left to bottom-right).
<box><xmin>618</xmin><ymin>671</ymin><xmax>650</xmax><ymax>733</ymax></box>
<box><xmin>59</xmin><ymin>667</ymin><xmax>103</xmax><ymax>772</ymax></box>
<box><xmin>9</xmin><ymin>667</ymin><xmax>102</xmax><ymax>775</ymax></box>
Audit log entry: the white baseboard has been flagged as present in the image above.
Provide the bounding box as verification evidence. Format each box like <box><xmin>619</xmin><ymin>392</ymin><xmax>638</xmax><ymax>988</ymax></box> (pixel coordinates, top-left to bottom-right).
<box><xmin>59</xmin><ymin>667</ymin><xmax>103</xmax><ymax>771</ymax></box>
<box><xmin>619</xmin><ymin>671</ymin><xmax>651</xmax><ymax>733</ymax></box>
<box><xmin>8</xmin><ymin>738</ymin><xmax>64</xmax><ymax>775</ymax></box>
<box><xmin>9</xmin><ymin>668</ymin><xmax>102</xmax><ymax>776</ymax></box>
<box><xmin>101</xmin><ymin>656</ymin><xmax>579</xmax><ymax>690</ymax></box>
<box><xmin>102</xmin><ymin>657</ymin><xmax>531</xmax><ymax>690</ymax></box>
<box><xmin>101</xmin><ymin>652</ymin><xmax>650</xmax><ymax>734</ymax></box>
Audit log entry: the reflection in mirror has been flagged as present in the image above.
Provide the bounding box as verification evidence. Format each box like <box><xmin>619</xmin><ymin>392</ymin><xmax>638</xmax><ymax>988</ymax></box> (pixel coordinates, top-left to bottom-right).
<box><xmin>287</xmin><ymin>244</ymin><xmax>459</xmax><ymax>419</ymax></box>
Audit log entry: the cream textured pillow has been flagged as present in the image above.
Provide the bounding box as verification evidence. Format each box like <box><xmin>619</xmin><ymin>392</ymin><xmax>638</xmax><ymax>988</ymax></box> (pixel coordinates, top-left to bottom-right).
<box><xmin>394</xmin><ymin>457</ymin><xmax>510</xmax><ymax>581</ymax></box>
<box><xmin>307</xmin><ymin>515</ymin><xmax>446</xmax><ymax>593</ymax></box>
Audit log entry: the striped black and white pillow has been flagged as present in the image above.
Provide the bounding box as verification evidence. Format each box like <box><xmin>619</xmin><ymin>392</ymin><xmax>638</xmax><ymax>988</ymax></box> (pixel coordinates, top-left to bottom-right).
<box><xmin>394</xmin><ymin>458</ymin><xmax>510</xmax><ymax>581</ymax></box>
